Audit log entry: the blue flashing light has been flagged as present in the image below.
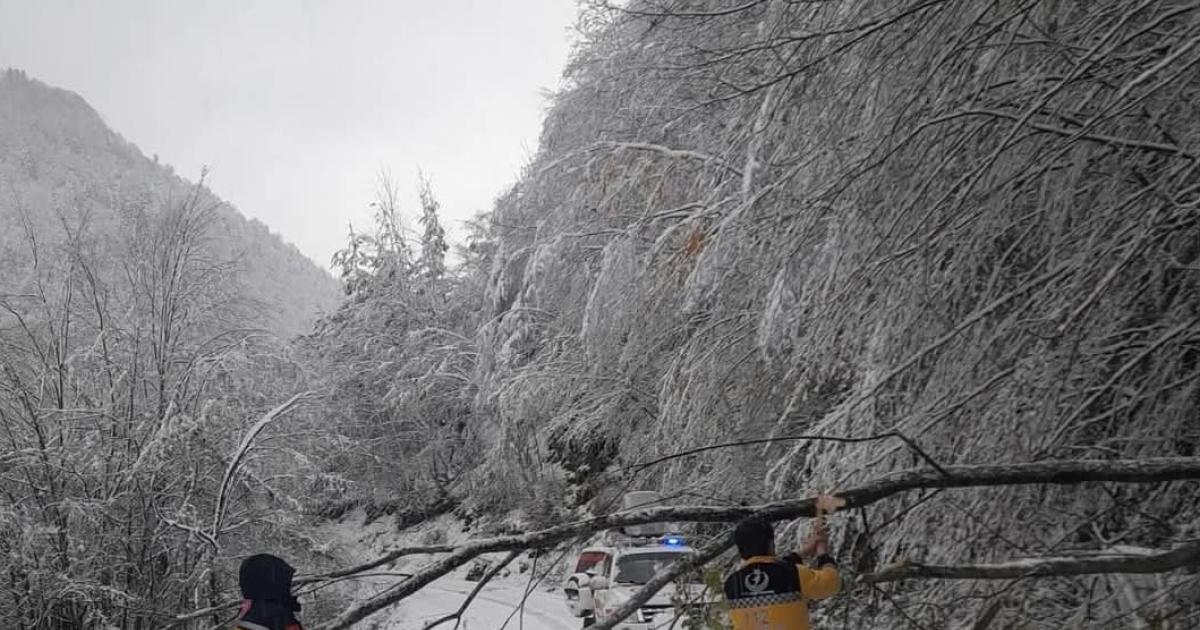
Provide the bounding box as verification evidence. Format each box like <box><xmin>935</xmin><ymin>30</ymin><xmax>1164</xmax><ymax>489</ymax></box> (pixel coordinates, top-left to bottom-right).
<box><xmin>662</xmin><ymin>535</ymin><xmax>685</xmax><ymax>547</ymax></box>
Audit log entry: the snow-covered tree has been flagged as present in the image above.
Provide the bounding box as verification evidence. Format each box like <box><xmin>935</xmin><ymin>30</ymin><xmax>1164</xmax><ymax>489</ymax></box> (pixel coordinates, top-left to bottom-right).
<box><xmin>418</xmin><ymin>173</ymin><xmax>449</xmax><ymax>281</ymax></box>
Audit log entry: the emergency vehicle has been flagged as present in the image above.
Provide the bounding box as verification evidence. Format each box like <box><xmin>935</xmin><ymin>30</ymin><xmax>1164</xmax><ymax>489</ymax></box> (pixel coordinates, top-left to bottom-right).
<box><xmin>562</xmin><ymin>492</ymin><xmax>720</xmax><ymax>629</ymax></box>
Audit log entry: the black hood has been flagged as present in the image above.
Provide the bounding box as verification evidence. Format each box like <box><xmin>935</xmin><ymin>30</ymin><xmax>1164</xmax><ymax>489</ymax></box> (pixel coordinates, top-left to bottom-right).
<box><xmin>239</xmin><ymin>553</ymin><xmax>297</xmax><ymax>606</ymax></box>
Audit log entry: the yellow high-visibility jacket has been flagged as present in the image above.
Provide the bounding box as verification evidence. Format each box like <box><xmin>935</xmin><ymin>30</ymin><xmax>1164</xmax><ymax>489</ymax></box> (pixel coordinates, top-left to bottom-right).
<box><xmin>723</xmin><ymin>555</ymin><xmax>841</xmax><ymax>630</ymax></box>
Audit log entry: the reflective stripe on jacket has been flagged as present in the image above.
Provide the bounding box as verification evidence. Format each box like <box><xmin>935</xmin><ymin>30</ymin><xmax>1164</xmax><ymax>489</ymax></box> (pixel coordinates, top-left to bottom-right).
<box><xmin>723</xmin><ymin>555</ymin><xmax>840</xmax><ymax>630</ymax></box>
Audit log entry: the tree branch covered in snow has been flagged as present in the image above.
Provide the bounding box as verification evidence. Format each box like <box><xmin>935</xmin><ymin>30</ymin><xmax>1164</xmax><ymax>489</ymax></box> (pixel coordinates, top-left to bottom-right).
<box><xmin>211</xmin><ymin>391</ymin><xmax>315</xmax><ymax>545</ymax></box>
<box><xmin>863</xmin><ymin>541</ymin><xmax>1200</xmax><ymax>582</ymax></box>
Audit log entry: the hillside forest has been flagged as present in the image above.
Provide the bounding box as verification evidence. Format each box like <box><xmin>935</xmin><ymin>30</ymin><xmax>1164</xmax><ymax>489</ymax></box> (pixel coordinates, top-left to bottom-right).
<box><xmin>2</xmin><ymin>1</ymin><xmax>1200</xmax><ymax>629</ymax></box>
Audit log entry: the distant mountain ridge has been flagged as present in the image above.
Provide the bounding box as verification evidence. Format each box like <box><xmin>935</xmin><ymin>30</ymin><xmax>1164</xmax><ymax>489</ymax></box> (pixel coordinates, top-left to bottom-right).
<box><xmin>0</xmin><ymin>68</ymin><xmax>340</xmax><ymax>335</ymax></box>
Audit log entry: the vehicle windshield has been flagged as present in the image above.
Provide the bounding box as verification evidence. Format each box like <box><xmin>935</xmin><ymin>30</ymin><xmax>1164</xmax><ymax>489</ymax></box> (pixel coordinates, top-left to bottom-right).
<box><xmin>613</xmin><ymin>552</ymin><xmax>694</xmax><ymax>585</ymax></box>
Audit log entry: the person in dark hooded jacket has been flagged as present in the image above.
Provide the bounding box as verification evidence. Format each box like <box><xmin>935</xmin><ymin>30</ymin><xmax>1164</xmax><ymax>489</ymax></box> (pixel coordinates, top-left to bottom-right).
<box><xmin>234</xmin><ymin>553</ymin><xmax>304</xmax><ymax>630</ymax></box>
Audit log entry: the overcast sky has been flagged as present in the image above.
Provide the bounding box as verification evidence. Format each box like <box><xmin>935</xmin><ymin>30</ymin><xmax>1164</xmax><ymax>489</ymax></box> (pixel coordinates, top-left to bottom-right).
<box><xmin>0</xmin><ymin>0</ymin><xmax>578</xmax><ymax>267</ymax></box>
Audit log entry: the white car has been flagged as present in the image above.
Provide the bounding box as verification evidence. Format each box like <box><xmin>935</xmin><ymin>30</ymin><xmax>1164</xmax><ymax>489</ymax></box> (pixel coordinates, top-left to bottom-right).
<box><xmin>563</xmin><ymin>536</ymin><xmax>718</xmax><ymax>629</ymax></box>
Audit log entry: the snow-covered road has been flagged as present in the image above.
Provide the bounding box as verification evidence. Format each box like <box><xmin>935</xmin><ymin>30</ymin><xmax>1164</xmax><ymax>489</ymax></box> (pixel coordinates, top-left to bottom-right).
<box><xmin>387</xmin><ymin>575</ymin><xmax>575</xmax><ymax>630</ymax></box>
<box><xmin>313</xmin><ymin>513</ymin><xmax>580</xmax><ymax>629</ymax></box>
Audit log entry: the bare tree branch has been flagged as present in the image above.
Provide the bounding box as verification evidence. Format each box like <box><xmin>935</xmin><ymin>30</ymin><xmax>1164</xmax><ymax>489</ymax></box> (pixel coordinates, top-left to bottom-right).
<box><xmin>536</xmin><ymin>141</ymin><xmax>744</xmax><ymax>178</ymax></box>
<box><xmin>602</xmin><ymin>0</ymin><xmax>767</xmax><ymax>19</ymax></box>
<box><xmin>623</xmin><ymin>431</ymin><xmax>950</xmax><ymax>477</ymax></box>
<box><xmin>295</xmin><ymin>544</ymin><xmax>458</xmax><ymax>585</ymax></box>
<box><xmin>932</xmin><ymin>109</ymin><xmax>1197</xmax><ymax>158</ymax></box>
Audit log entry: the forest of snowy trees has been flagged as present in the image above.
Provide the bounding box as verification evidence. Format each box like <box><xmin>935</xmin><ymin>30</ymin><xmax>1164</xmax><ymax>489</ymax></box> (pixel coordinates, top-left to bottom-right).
<box><xmin>0</xmin><ymin>69</ymin><xmax>340</xmax><ymax>628</ymax></box>
<box><xmin>3</xmin><ymin>0</ymin><xmax>1200</xmax><ymax>628</ymax></box>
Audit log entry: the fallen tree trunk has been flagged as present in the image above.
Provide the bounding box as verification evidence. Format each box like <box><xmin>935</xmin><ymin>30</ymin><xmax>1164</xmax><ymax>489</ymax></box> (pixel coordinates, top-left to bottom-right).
<box><xmin>311</xmin><ymin>457</ymin><xmax>1200</xmax><ymax>630</ymax></box>
<box><xmin>862</xmin><ymin>541</ymin><xmax>1200</xmax><ymax>583</ymax></box>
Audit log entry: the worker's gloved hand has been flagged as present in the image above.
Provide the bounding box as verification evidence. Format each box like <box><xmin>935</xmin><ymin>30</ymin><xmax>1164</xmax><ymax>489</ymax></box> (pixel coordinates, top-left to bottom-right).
<box><xmin>800</xmin><ymin>518</ymin><xmax>830</xmax><ymax>557</ymax></box>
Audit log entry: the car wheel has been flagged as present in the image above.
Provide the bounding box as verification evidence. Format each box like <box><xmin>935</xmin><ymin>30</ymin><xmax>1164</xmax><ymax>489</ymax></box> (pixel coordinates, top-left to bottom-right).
<box><xmin>582</xmin><ymin>615</ymin><xmax>595</xmax><ymax>628</ymax></box>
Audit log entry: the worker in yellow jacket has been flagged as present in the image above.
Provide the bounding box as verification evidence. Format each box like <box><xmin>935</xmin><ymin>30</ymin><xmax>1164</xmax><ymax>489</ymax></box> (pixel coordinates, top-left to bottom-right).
<box><xmin>723</xmin><ymin>516</ymin><xmax>841</xmax><ymax>629</ymax></box>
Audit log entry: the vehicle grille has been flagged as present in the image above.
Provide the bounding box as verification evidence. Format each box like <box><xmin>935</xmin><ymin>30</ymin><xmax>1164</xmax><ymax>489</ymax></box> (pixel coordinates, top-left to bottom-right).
<box><xmin>637</xmin><ymin>605</ymin><xmax>676</xmax><ymax>623</ymax></box>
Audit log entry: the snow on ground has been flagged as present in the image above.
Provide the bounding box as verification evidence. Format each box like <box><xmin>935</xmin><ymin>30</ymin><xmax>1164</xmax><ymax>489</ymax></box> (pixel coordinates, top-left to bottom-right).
<box><xmin>395</xmin><ymin>575</ymin><xmax>574</xmax><ymax>630</ymax></box>
<box><xmin>312</xmin><ymin>511</ymin><xmax>581</xmax><ymax>629</ymax></box>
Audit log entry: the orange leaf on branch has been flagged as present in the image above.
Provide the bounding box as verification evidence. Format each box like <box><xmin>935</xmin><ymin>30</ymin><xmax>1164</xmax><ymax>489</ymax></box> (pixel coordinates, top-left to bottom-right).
<box><xmin>684</xmin><ymin>225</ymin><xmax>705</xmax><ymax>256</ymax></box>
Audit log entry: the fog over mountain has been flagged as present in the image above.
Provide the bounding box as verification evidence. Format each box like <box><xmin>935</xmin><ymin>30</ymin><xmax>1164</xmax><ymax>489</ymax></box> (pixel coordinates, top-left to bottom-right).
<box><xmin>0</xmin><ymin>69</ymin><xmax>340</xmax><ymax>336</ymax></box>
